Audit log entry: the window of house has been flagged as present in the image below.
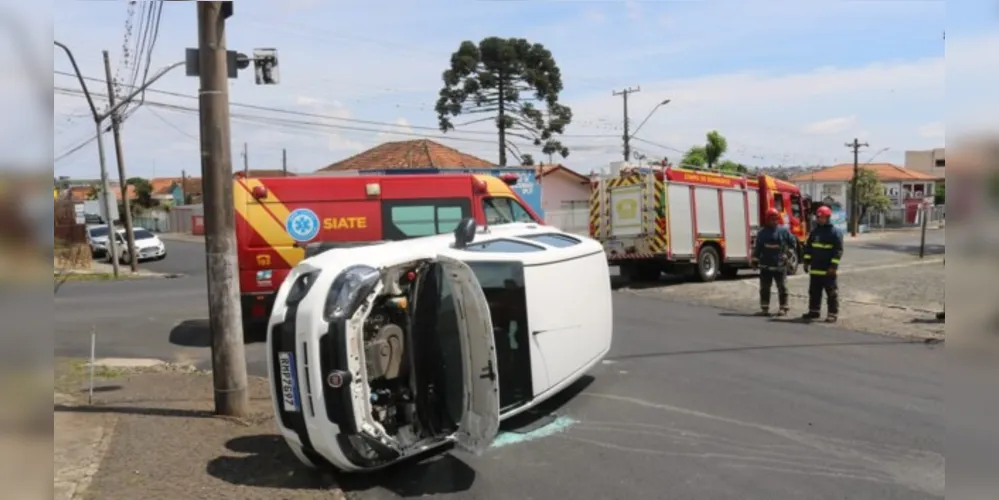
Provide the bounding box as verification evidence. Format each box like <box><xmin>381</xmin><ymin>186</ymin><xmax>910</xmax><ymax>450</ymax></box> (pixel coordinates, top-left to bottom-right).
<box><xmin>934</xmin><ymin>159</ymin><xmax>945</xmax><ymax>168</ymax></box>
<box><xmin>382</xmin><ymin>199</ymin><xmax>470</xmax><ymax>239</ymax></box>
<box><xmin>481</xmin><ymin>197</ymin><xmax>535</xmax><ymax>225</ymax></box>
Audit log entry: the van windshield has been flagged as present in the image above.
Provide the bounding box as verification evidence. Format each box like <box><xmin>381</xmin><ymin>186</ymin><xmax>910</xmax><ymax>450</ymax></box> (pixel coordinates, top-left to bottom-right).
<box><xmin>89</xmin><ymin>226</ymin><xmax>109</xmax><ymax>238</ymax></box>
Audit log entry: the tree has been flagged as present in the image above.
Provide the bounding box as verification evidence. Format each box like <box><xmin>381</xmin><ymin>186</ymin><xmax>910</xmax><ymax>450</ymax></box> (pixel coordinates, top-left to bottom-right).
<box><xmin>704</xmin><ymin>130</ymin><xmax>728</xmax><ymax>170</ymax></box>
<box><xmin>680</xmin><ymin>131</ymin><xmax>731</xmax><ymax>171</ymax></box>
<box><xmin>126</xmin><ymin>177</ymin><xmax>154</xmax><ymax>208</ymax></box>
<box><xmin>680</xmin><ymin>146</ymin><xmax>706</xmax><ymax>169</ymax></box>
<box><xmin>718</xmin><ymin>160</ymin><xmax>748</xmax><ymax>174</ymax></box>
<box><xmin>855</xmin><ymin>167</ymin><xmax>891</xmax><ymax>221</ymax></box>
<box><xmin>519</xmin><ymin>153</ymin><xmax>535</xmax><ymax>166</ymax></box>
<box><xmin>86</xmin><ymin>184</ymin><xmax>100</xmax><ymax>200</ymax></box>
<box><xmin>934</xmin><ymin>182</ymin><xmax>945</xmax><ymax>205</ymax></box>
<box><xmin>435</xmin><ymin>37</ymin><xmax>573</xmax><ymax>166</ymax></box>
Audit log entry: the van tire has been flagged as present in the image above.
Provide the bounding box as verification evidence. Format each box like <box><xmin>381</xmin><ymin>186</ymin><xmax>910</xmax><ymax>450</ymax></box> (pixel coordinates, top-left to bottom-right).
<box><xmin>697</xmin><ymin>246</ymin><xmax>721</xmax><ymax>282</ymax></box>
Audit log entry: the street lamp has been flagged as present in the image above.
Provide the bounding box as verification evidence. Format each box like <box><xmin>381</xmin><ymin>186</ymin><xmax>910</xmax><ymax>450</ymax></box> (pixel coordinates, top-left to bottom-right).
<box><xmin>630</xmin><ymin>98</ymin><xmax>671</xmax><ymax>142</ymax></box>
<box><xmin>54</xmin><ymin>40</ymin><xmax>185</xmax><ymax>277</ymax></box>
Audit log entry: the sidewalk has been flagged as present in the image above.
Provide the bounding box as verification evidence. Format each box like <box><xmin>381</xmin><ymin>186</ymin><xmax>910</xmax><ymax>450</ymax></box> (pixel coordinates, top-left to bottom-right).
<box><xmin>158</xmin><ymin>232</ymin><xmax>204</xmax><ymax>243</ymax></box>
<box><xmin>54</xmin><ymin>359</ymin><xmax>345</xmax><ymax>499</ymax></box>
<box><xmin>627</xmin><ymin>258</ymin><xmax>946</xmax><ymax>340</ymax></box>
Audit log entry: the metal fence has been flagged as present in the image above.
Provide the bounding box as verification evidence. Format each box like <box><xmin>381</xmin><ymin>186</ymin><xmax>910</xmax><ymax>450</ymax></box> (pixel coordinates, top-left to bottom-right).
<box><xmin>133</xmin><ymin>212</ymin><xmax>169</xmax><ymax>233</ymax></box>
<box><xmin>861</xmin><ymin>205</ymin><xmax>945</xmax><ymax>231</ymax></box>
<box><xmin>545</xmin><ymin>207</ymin><xmax>590</xmax><ymax>235</ymax></box>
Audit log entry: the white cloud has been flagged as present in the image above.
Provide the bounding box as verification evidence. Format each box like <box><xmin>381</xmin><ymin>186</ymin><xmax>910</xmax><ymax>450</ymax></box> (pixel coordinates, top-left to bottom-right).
<box><xmin>918</xmin><ymin>122</ymin><xmax>945</xmax><ymax>140</ymax></box>
<box><xmin>375</xmin><ymin>118</ymin><xmax>415</xmax><ymax>141</ymax></box>
<box><xmin>803</xmin><ymin>116</ymin><xmax>858</xmax><ymax>136</ymax></box>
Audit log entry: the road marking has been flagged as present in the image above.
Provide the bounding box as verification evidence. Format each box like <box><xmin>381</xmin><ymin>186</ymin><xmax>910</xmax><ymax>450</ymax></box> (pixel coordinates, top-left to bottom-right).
<box><xmin>491</xmin><ymin>416</ymin><xmax>577</xmax><ymax>448</ymax></box>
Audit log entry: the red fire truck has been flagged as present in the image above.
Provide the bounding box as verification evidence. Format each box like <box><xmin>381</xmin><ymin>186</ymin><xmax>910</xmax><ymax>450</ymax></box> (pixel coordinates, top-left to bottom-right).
<box><xmin>234</xmin><ymin>172</ymin><xmax>542</xmax><ymax>339</ymax></box>
<box><xmin>589</xmin><ymin>166</ymin><xmax>809</xmax><ymax>282</ymax></box>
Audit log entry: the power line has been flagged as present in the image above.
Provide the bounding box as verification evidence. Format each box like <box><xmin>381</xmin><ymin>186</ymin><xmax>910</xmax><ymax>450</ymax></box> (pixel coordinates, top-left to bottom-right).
<box><xmin>53</xmin><ymin>70</ymin><xmax>619</xmax><ymax>140</ymax></box>
<box><xmin>144</xmin><ymin>106</ymin><xmax>198</xmax><ymax>140</ymax></box>
<box><xmin>630</xmin><ymin>136</ymin><xmax>685</xmax><ymax>154</ymax></box>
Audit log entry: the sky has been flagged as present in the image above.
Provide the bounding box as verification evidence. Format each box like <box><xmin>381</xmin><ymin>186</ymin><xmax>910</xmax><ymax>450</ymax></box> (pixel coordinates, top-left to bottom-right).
<box><xmin>45</xmin><ymin>0</ymin><xmax>995</xmax><ymax>180</ymax></box>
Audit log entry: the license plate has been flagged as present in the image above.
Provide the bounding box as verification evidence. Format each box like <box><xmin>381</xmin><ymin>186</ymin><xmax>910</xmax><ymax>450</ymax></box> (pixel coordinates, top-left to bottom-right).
<box><xmin>609</xmin><ymin>265</ymin><xmax>621</xmax><ymax>277</ymax></box>
<box><xmin>607</xmin><ymin>241</ymin><xmax>624</xmax><ymax>250</ymax></box>
<box><xmin>278</xmin><ymin>352</ymin><xmax>300</xmax><ymax>412</ymax></box>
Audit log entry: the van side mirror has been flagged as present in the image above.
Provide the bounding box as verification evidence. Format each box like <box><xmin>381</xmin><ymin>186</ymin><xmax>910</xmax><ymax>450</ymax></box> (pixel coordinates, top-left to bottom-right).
<box><xmin>454</xmin><ymin>218</ymin><xmax>476</xmax><ymax>249</ymax></box>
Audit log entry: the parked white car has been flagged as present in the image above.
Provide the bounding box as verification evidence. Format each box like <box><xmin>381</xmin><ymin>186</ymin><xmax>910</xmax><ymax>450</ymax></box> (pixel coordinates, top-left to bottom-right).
<box><xmin>86</xmin><ymin>224</ymin><xmax>111</xmax><ymax>257</ymax></box>
<box><xmin>267</xmin><ymin>220</ymin><xmax>613</xmax><ymax>472</ymax></box>
<box><xmin>103</xmin><ymin>227</ymin><xmax>167</xmax><ymax>263</ymax></box>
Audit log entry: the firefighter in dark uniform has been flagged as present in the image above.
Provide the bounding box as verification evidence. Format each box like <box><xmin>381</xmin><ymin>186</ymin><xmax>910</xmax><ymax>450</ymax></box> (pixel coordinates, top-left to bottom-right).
<box><xmin>752</xmin><ymin>208</ymin><xmax>796</xmax><ymax>316</ymax></box>
<box><xmin>802</xmin><ymin>205</ymin><xmax>843</xmax><ymax>322</ymax></box>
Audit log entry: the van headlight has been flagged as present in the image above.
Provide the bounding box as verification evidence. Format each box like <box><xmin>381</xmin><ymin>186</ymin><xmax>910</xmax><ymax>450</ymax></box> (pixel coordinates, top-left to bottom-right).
<box><xmin>323</xmin><ymin>265</ymin><xmax>380</xmax><ymax>322</ymax></box>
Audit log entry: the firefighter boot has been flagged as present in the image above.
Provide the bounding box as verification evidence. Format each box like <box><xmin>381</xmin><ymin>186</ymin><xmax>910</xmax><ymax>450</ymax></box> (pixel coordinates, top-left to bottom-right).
<box><xmin>756</xmin><ymin>305</ymin><xmax>770</xmax><ymax>316</ymax></box>
<box><xmin>776</xmin><ymin>305</ymin><xmax>789</xmax><ymax>317</ymax></box>
<box><xmin>801</xmin><ymin>311</ymin><xmax>820</xmax><ymax>321</ymax></box>
<box><xmin>825</xmin><ymin>314</ymin><xmax>838</xmax><ymax>323</ymax></box>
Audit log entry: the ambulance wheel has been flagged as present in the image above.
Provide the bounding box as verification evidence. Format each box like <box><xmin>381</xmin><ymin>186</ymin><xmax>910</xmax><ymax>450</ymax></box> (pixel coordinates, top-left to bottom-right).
<box><xmin>696</xmin><ymin>246</ymin><xmax>721</xmax><ymax>282</ymax></box>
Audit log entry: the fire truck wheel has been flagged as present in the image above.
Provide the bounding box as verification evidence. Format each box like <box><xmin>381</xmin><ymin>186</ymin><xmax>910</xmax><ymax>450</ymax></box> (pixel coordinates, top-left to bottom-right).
<box><xmin>785</xmin><ymin>250</ymin><xmax>800</xmax><ymax>275</ymax></box>
<box><xmin>696</xmin><ymin>246</ymin><xmax>721</xmax><ymax>282</ymax></box>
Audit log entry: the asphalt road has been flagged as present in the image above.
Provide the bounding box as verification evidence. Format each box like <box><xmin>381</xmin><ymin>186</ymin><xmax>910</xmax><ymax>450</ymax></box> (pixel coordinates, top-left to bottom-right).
<box><xmin>140</xmin><ymin>239</ymin><xmax>208</xmax><ymax>277</ymax></box>
<box><xmin>54</xmin><ymin>230</ymin><xmax>943</xmax><ymax>499</ymax></box>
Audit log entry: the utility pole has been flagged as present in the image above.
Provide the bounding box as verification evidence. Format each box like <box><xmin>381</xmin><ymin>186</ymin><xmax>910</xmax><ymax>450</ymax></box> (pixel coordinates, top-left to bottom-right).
<box><xmin>242</xmin><ymin>142</ymin><xmax>249</xmax><ymax>177</ymax></box>
<box><xmin>197</xmin><ymin>1</ymin><xmax>248</xmax><ymax>417</ymax></box>
<box><xmin>281</xmin><ymin>148</ymin><xmax>287</xmax><ymax>176</ymax></box>
<box><xmin>180</xmin><ymin>169</ymin><xmax>187</xmax><ymax>204</ymax></box>
<box><xmin>613</xmin><ymin>86</ymin><xmax>640</xmax><ymax>162</ymax></box>
<box><xmin>846</xmin><ymin>137</ymin><xmax>868</xmax><ymax>237</ymax></box>
<box><xmin>103</xmin><ymin>50</ymin><xmax>138</xmax><ymax>273</ymax></box>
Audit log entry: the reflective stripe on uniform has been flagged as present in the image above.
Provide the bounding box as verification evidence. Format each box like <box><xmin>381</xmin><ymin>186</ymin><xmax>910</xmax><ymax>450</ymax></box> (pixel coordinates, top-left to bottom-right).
<box><xmin>809</xmin><ymin>269</ymin><xmax>828</xmax><ymax>275</ymax></box>
<box><xmin>812</xmin><ymin>242</ymin><xmax>835</xmax><ymax>249</ymax></box>
<box><xmin>803</xmin><ymin>255</ymin><xmax>811</xmax><ymax>260</ymax></box>
<box><xmin>830</xmin><ymin>258</ymin><xmax>840</xmax><ymax>264</ymax></box>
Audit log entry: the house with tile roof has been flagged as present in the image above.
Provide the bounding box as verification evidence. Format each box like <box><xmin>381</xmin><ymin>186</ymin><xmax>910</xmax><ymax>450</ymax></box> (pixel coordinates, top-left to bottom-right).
<box><xmin>789</xmin><ymin>162</ymin><xmax>938</xmax><ymax>210</ymax></box>
<box><xmin>316</xmin><ymin>139</ymin><xmax>496</xmax><ymax>171</ymax></box>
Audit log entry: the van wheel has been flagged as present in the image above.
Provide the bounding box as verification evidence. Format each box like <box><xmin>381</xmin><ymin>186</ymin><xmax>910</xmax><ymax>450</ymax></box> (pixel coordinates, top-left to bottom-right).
<box><xmin>697</xmin><ymin>246</ymin><xmax>721</xmax><ymax>282</ymax></box>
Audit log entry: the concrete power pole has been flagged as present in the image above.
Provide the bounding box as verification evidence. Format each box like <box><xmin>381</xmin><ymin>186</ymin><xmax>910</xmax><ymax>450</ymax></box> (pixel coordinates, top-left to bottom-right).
<box><xmin>282</xmin><ymin>148</ymin><xmax>287</xmax><ymax>176</ymax></box>
<box><xmin>102</xmin><ymin>50</ymin><xmax>138</xmax><ymax>272</ymax></box>
<box><xmin>613</xmin><ymin>86</ymin><xmax>640</xmax><ymax>162</ymax></box>
<box><xmin>197</xmin><ymin>1</ymin><xmax>248</xmax><ymax>417</ymax></box>
<box><xmin>846</xmin><ymin>137</ymin><xmax>869</xmax><ymax>237</ymax></box>
<box><xmin>242</xmin><ymin>142</ymin><xmax>249</xmax><ymax>177</ymax></box>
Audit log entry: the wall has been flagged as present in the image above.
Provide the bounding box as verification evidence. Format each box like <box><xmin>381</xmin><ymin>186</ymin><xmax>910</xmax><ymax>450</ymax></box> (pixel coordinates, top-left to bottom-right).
<box><xmin>905</xmin><ymin>148</ymin><xmax>945</xmax><ymax>179</ymax></box>
<box><xmin>540</xmin><ymin>170</ymin><xmax>590</xmax><ymax>214</ymax></box>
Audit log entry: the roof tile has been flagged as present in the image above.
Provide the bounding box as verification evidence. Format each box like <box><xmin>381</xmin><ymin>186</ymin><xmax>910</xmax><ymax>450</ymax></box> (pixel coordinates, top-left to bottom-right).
<box><xmin>789</xmin><ymin>163</ymin><xmax>939</xmax><ymax>182</ymax></box>
<box><xmin>317</xmin><ymin>139</ymin><xmax>496</xmax><ymax>171</ymax></box>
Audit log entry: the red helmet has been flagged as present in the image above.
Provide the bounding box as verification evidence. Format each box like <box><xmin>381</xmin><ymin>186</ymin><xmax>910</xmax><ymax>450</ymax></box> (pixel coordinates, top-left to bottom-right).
<box><xmin>766</xmin><ymin>208</ymin><xmax>780</xmax><ymax>219</ymax></box>
<box><xmin>816</xmin><ymin>206</ymin><xmax>832</xmax><ymax>217</ymax></box>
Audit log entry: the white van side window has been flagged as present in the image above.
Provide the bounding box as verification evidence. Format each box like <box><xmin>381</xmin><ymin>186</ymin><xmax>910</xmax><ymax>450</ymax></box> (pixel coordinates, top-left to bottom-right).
<box><xmin>517</xmin><ymin>233</ymin><xmax>581</xmax><ymax>248</ymax></box>
<box><xmin>465</xmin><ymin>239</ymin><xmax>544</xmax><ymax>253</ymax></box>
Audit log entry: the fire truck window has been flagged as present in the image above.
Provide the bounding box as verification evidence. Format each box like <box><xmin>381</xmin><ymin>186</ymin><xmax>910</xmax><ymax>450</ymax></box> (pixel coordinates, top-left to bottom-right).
<box><xmin>773</xmin><ymin>194</ymin><xmax>785</xmax><ymax>213</ymax></box>
<box><xmin>482</xmin><ymin>197</ymin><xmax>534</xmax><ymax>225</ymax></box>
<box><xmin>790</xmin><ymin>194</ymin><xmax>802</xmax><ymax>220</ymax></box>
<box><xmin>382</xmin><ymin>199</ymin><xmax>471</xmax><ymax>240</ymax></box>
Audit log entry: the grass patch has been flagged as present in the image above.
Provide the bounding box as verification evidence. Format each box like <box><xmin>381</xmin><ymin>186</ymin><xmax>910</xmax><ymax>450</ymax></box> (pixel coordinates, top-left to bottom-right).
<box><xmin>55</xmin><ymin>272</ymin><xmax>139</xmax><ymax>282</ymax></box>
<box><xmin>55</xmin><ymin>357</ymin><xmax>127</xmax><ymax>395</ymax></box>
